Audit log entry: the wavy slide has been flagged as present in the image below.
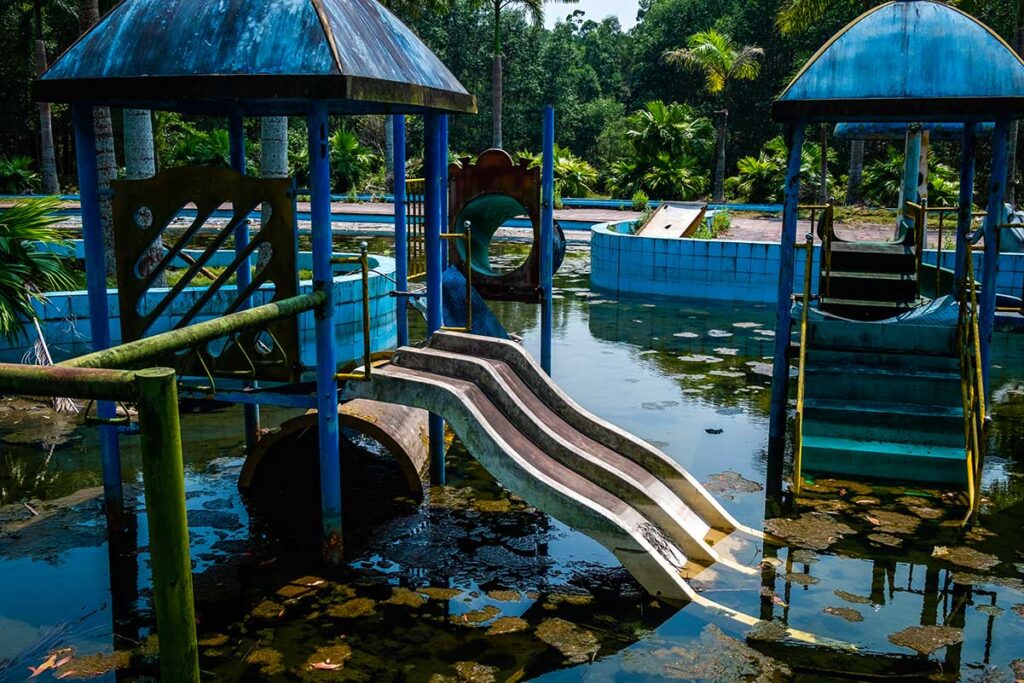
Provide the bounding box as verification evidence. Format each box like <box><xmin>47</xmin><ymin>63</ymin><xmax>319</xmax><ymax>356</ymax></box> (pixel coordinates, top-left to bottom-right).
<box><xmin>345</xmin><ymin>331</ymin><xmax>832</xmax><ymax>643</ymax></box>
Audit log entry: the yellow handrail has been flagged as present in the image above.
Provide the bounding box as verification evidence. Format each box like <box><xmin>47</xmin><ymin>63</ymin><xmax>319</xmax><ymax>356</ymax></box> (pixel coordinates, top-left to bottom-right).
<box><xmin>957</xmin><ymin>249</ymin><xmax>986</xmax><ymax>522</ymax></box>
<box><xmin>792</xmin><ymin>232</ymin><xmax>815</xmax><ymax>496</ymax></box>
<box><xmin>440</xmin><ymin>223</ymin><xmax>473</xmax><ymax>334</ymax></box>
<box><xmin>406</xmin><ymin>178</ymin><xmax>427</xmax><ymax>281</ymax></box>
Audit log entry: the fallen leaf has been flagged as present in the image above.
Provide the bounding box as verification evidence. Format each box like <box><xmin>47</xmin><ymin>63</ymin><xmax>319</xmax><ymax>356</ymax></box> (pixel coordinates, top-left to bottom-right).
<box><xmin>311</xmin><ymin>661</ymin><xmax>343</xmax><ymax>670</ymax></box>
<box><xmin>28</xmin><ymin>654</ymin><xmax>58</xmax><ymax>678</ymax></box>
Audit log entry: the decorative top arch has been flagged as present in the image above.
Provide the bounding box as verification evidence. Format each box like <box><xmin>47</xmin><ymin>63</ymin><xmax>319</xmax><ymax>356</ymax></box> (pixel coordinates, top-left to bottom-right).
<box><xmin>36</xmin><ymin>0</ymin><xmax>475</xmax><ymax>115</ymax></box>
<box><xmin>774</xmin><ymin>0</ymin><xmax>1024</xmax><ymax>122</ymax></box>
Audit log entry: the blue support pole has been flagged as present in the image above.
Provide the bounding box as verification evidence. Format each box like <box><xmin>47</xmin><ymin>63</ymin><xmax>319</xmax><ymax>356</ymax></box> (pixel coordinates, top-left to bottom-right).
<box><xmin>954</xmin><ymin>123</ymin><xmax>978</xmax><ymax>291</ymax></box>
<box><xmin>897</xmin><ymin>125</ymin><xmax>922</xmax><ymax>236</ymax></box>
<box><xmin>767</xmin><ymin>123</ymin><xmax>806</xmax><ymax>495</ymax></box>
<box><xmin>72</xmin><ymin>103</ymin><xmax>122</xmax><ymax>518</ymax></box>
<box><xmin>540</xmin><ymin>105</ymin><xmax>555</xmax><ymax>375</ymax></box>
<box><xmin>980</xmin><ymin>119</ymin><xmax>1011</xmax><ymax>393</ymax></box>
<box><xmin>393</xmin><ymin>115</ymin><xmax>409</xmax><ymax>347</ymax></box>
<box><xmin>424</xmin><ymin>113</ymin><xmax>446</xmax><ymax>484</ymax></box>
<box><xmin>440</xmin><ymin>114</ymin><xmax>450</xmax><ymax>270</ymax></box>
<box><xmin>228</xmin><ymin>112</ymin><xmax>261</xmax><ymax>454</ymax></box>
<box><xmin>306</xmin><ymin>102</ymin><xmax>343</xmax><ymax>563</ymax></box>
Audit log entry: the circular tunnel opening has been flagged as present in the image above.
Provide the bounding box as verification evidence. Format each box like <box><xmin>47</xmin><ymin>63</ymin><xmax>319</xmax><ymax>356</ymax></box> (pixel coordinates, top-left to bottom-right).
<box><xmin>453</xmin><ymin>193</ymin><xmax>533</xmax><ymax>277</ymax></box>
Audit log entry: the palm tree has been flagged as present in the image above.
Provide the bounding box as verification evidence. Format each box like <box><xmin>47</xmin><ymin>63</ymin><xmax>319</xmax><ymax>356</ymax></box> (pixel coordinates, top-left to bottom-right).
<box><xmin>258</xmin><ymin>116</ymin><xmax>289</xmax><ymax>270</ymax></box>
<box><xmin>123</xmin><ymin>109</ymin><xmax>165</xmax><ymax>285</ymax></box>
<box><xmin>625</xmin><ymin>100</ymin><xmax>714</xmax><ymax>162</ymax></box>
<box><xmin>0</xmin><ymin>197</ymin><xmax>77</xmax><ymax>340</ymax></box>
<box><xmin>486</xmin><ymin>0</ymin><xmax>577</xmax><ymax>149</ymax></box>
<box><xmin>664</xmin><ymin>30</ymin><xmax>763</xmax><ymax>203</ymax></box>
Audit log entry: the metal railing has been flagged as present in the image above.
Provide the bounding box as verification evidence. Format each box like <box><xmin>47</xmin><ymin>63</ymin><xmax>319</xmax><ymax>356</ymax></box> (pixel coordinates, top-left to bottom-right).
<box><xmin>956</xmin><ymin>249</ymin><xmax>986</xmax><ymax>522</ymax></box>
<box><xmin>333</xmin><ymin>243</ymin><xmax>374</xmax><ymax>382</ymax></box>
<box><xmin>406</xmin><ymin>178</ymin><xmax>427</xmax><ymax>280</ymax></box>
<box><xmin>440</xmin><ymin>223</ymin><xmax>473</xmax><ymax>333</ymax></box>
<box><xmin>792</xmin><ymin>232</ymin><xmax>815</xmax><ymax>496</ymax></box>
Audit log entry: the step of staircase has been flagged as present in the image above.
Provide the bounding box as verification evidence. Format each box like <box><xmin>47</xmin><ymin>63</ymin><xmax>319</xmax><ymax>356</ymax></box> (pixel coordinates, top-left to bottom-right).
<box><xmin>804</xmin><ymin>363</ymin><xmax>961</xmax><ymax>404</ymax></box>
<box><xmin>807</xmin><ymin>348</ymin><xmax>960</xmax><ymax>372</ymax></box>
<box><xmin>818</xmin><ymin>296</ymin><xmax>919</xmax><ymax>321</ymax></box>
<box><xmin>801</xmin><ymin>434</ymin><xmax>967</xmax><ymax>485</ymax></box>
<box><xmin>829</xmin><ymin>242</ymin><xmax>915</xmax><ymax>274</ymax></box>
<box><xmin>824</xmin><ymin>270</ymin><xmax>918</xmax><ymax>302</ymax></box>
<box><xmin>802</xmin><ymin>398</ymin><xmax>964</xmax><ymax>447</ymax></box>
<box><xmin>806</xmin><ymin>319</ymin><xmax>957</xmax><ymax>355</ymax></box>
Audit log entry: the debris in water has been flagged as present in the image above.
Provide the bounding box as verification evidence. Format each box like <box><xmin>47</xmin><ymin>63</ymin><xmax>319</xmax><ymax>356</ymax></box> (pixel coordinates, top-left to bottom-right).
<box><xmin>198</xmin><ymin>634</ymin><xmax>230</xmax><ymax>648</ymax></box>
<box><xmin>976</xmin><ymin>604</ymin><xmax>1004</xmax><ymax>617</ymax></box>
<box><xmin>708</xmin><ymin>329</ymin><xmax>733</xmax><ymax>338</ymax></box>
<box><xmin>867</xmin><ymin>533</ymin><xmax>904</xmax><ymax>548</ymax></box>
<box><xmin>385</xmin><ymin>587</ymin><xmax>426</xmax><ymax>608</ymax></box>
<box><xmin>705</xmin><ymin>428</ymin><xmax>724</xmax><ymax>435</ymax></box>
<box><xmin>535</xmin><ymin>618</ymin><xmax>600</xmax><ymax>664</ymax></box>
<box><xmin>823</xmin><ymin>606</ymin><xmax>864</xmax><ymax>622</ymax></box>
<box><xmin>546</xmin><ymin>592</ymin><xmax>594</xmax><ymax>607</ymax></box>
<box><xmin>932</xmin><ymin>546</ymin><xmax>1000</xmax><ymax>571</ymax></box>
<box><xmin>245</xmin><ymin>648</ymin><xmax>284</xmax><ymax>675</ymax></box>
<box><xmin>747</xmin><ymin>620</ymin><xmax>788</xmax><ymax>642</ymax></box>
<box><xmin>327</xmin><ymin>597</ymin><xmax>376</xmax><ymax>618</ymax></box>
<box><xmin>834</xmin><ymin>590</ymin><xmax>872</xmax><ymax>605</ymax></box>
<box><xmin>418</xmin><ymin>587</ymin><xmax>462</xmax><ymax>601</ymax></box>
<box><xmin>732</xmin><ymin>322</ymin><xmax>762</xmax><ymax>329</ymax></box>
<box><xmin>709</xmin><ymin>370</ymin><xmax>744</xmax><ymax>378</ymax></box>
<box><xmin>702</xmin><ymin>471</ymin><xmax>761</xmax><ymax>499</ymax></box>
<box><xmin>486</xmin><ymin>617</ymin><xmax>530</xmax><ymax>636</ymax></box>
<box><xmin>452</xmin><ymin>605</ymin><xmax>501</xmax><ymax>625</ymax></box>
<box><xmin>305</xmin><ymin>643</ymin><xmax>352</xmax><ymax>673</ymax></box>
<box><xmin>451</xmin><ymin>661</ymin><xmax>498</xmax><ymax>683</ymax></box>
<box><xmin>250</xmin><ymin>599</ymin><xmax>286</xmax><ymax>620</ymax></box>
<box><xmin>864</xmin><ymin>510</ymin><xmax>920</xmax><ymax>535</ymax></box>
<box><xmin>1013</xmin><ymin>604</ymin><xmax>1024</xmax><ymax>619</ymax></box>
<box><xmin>790</xmin><ymin>549</ymin><xmax>819</xmax><ymax>565</ymax></box>
<box><xmin>888</xmin><ymin>625</ymin><xmax>963</xmax><ymax>655</ymax></box>
<box><xmin>486</xmin><ymin>589</ymin><xmax>521</xmax><ymax>602</ymax></box>
<box><xmin>678</xmin><ymin>354</ymin><xmax>723</xmax><ymax>363</ymax></box>
<box><xmin>764</xmin><ymin>512</ymin><xmax>855</xmax><ymax>550</ymax></box>
<box><xmin>714</xmin><ymin>347</ymin><xmax>739</xmax><ymax>356</ymax></box>
<box><xmin>784</xmin><ymin>572</ymin><xmax>819</xmax><ymax>586</ymax></box>
<box><xmin>673</xmin><ymin>332</ymin><xmax>700</xmax><ymax>338</ymax></box>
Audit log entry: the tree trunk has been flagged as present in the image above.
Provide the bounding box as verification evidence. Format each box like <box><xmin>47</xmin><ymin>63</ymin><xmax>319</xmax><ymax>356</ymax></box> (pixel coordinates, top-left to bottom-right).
<box><xmin>712</xmin><ymin>109</ymin><xmax>727</xmax><ymax>203</ymax></box>
<box><xmin>258</xmin><ymin>116</ymin><xmax>289</xmax><ymax>271</ymax></box>
<box><xmin>1007</xmin><ymin>0</ymin><xmax>1024</xmax><ymax>206</ymax></box>
<box><xmin>846</xmin><ymin>139</ymin><xmax>865</xmax><ymax>205</ymax></box>
<box><xmin>35</xmin><ymin>40</ymin><xmax>59</xmax><ymax>194</ymax></box>
<box><xmin>818</xmin><ymin>124</ymin><xmax>828</xmax><ymax>204</ymax></box>
<box><xmin>124</xmin><ymin>109</ymin><xmax>164</xmax><ymax>285</ymax></box>
<box><xmin>385</xmin><ymin>115</ymin><xmax>395</xmax><ymax>193</ymax></box>
<box><xmin>492</xmin><ymin>55</ymin><xmax>503</xmax><ymax>150</ymax></box>
<box><xmin>79</xmin><ymin>0</ymin><xmax>118</xmax><ymax>277</ymax></box>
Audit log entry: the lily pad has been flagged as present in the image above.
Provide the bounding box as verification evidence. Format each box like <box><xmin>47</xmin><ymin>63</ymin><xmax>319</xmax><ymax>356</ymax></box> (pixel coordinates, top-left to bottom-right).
<box><xmin>535</xmin><ymin>618</ymin><xmax>600</xmax><ymax>664</ymax></box>
<box><xmin>888</xmin><ymin>625</ymin><xmax>963</xmax><ymax>655</ymax></box>
<box><xmin>932</xmin><ymin>546</ymin><xmax>1000</xmax><ymax>571</ymax></box>
<box><xmin>823</xmin><ymin>606</ymin><xmax>864</xmax><ymax>622</ymax></box>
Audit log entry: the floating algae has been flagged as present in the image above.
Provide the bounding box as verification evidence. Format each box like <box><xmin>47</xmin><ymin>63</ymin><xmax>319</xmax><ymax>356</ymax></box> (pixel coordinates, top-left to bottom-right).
<box><xmin>864</xmin><ymin>510</ymin><xmax>920</xmax><ymax>535</ymax></box>
<box><xmin>784</xmin><ymin>572</ymin><xmax>819</xmax><ymax>586</ymax></box>
<box><xmin>486</xmin><ymin>589</ymin><xmax>521</xmax><ymax>602</ymax></box>
<box><xmin>888</xmin><ymin>625</ymin><xmax>963</xmax><ymax>655</ymax></box>
<box><xmin>328</xmin><ymin>597</ymin><xmax>376</xmax><ymax>618</ymax></box>
<box><xmin>250</xmin><ymin>599</ymin><xmax>286</xmax><ymax>620</ymax></box>
<box><xmin>932</xmin><ymin>546</ymin><xmax>1001</xmax><ymax>571</ymax></box>
<box><xmin>702</xmin><ymin>471</ymin><xmax>762</xmax><ymax>499</ymax></box>
<box><xmin>545</xmin><ymin>592</ymin><xmax>595</xmax><ymax>607</ymax></box>
<box><xmin>535</xmin><ymin>618</ymin><xmax>600</xmax><ymax>664</ymax></box>
<box><xmin>418</xmin><ymin>587</ymin><xmax>463</xmax><ymax>601</ymax></box>
<box><xmin>678</xmin><ymin>354</ymin><xmax>723</xmax><ymax>363</ymax></box>
<box><xmin>451</xmin><ymin>661</ymin><xmax>499</xmax><ymax>683</ymax></box>
<box><xmin>1014</xmin><ymin>604</ymin><xmax>1024</xmax><ymax>619</ymax></box>
<box><xmin>790</xmin><ymin>549</ymin><xmax>819</xmax><ymax>565</ymax></box>
<box><xmin>385</xmin><ymin>587</ymin><xmax>426</xmax><ymax>608</ymax></box>
<box><xmin>867</xmin><ymin>533</ymin><xmax>904</xmax><ymax>548</ymax></box>
<box><xmin>823</xmin><ymin>606</ymin><xmax>864</xmax><ymax>622</ymax></box>
<box><xmin>673</xmin><ymin>332</ymin><xmax>700</xmax><ymax>338</ymax></box>
<box><xmin>303</xmin><ymin>643</ymin><xmax>352</xmax><ymax>676</ymax></box>
<box><xmin>732</xmin><ymin>322</ymin><xmax>763</xmax><ymax>329</ymax></box>
<box><xmin>976</xmin><ymin>604</ymin><xmax>1004</xmax><ymax>617</ymax></box>
<box><xmin>714</xmin><ymin>347</ymin><xmax>739</xmax><ymax>356</ymax></box>
<box><xmin>707</xmin><ymin>329</ymin><xmax>733</xmax><ymax>338</ymax></box>
<box><xmin>245</xmin><ymin>648</ymin><xmax>285</xmax><ymax>675</ymax></box>
<box><xmin>451</xmin><ymin>604</ymin><xmax>501</xmax><ymax>625</ymax></box>
<box><xmin>57</xmin><ymin>651</ymin><xmax>133</xmax><ymax>679</ymax></box>
<box><xmin>834</xmin><ymin>589</ymin><xmax>873</xmax><ymax>605</ymax></box>
<box><xmin>764</xmin><ymin>512</ymin><xmax>855</xmax><ymax>550</ymax></box>
<box><xmin>486</xmin><ymin>616</ymin><xmax>530</xmax><ymax>636</ymax></box>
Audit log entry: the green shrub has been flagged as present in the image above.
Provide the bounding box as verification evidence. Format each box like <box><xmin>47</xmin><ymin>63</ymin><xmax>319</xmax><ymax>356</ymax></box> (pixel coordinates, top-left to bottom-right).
<box><xmin>0</xmin><ymin>157</ymin><xmax>41</xmax><ymax>194</ymax></box>
<box><xmin>631</xmin><ymin>190</ymin><xmax>650</xmax><ymax>211</ymax></box>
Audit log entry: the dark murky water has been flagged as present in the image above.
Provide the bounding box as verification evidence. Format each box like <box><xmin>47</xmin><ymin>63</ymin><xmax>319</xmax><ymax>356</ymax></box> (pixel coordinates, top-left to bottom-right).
<box><xmin>1</xmin><ymin>241</ymin><xmax>1023</xmax><ymax>681</ymax></box>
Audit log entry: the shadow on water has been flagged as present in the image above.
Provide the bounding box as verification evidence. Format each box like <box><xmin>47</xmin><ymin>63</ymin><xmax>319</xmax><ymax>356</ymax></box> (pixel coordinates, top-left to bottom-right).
<box><xmin>0</xmin><ymin>238</ymin><xmax>1023</xmax><ymax>680</ymax></box>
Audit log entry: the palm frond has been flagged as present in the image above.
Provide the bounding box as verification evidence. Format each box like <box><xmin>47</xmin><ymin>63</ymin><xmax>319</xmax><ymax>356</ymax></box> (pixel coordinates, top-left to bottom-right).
<box><xmin>776</xmin><ymin>0</ymin><xmax>835</xmax><ymax>35</ymax></box>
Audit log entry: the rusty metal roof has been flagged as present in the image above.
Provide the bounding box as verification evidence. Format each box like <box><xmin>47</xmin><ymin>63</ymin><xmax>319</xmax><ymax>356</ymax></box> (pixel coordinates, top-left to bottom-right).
<box><xmin>35</xmin><ymin>0</ymin><xmax>476</xmax><ymax>115</ymax></box>
<box><xmin>774</xmin><ymin>1</ymin><xmax>1024</xmax><ymax>122</ymax></box>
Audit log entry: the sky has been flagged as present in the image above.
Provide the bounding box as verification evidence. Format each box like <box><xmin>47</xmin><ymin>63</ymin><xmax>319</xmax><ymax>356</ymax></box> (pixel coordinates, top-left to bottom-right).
<box><xmin>543</xmin><ymin>0</ymin><xmax>641</xmax><ymax>31</ymax></box>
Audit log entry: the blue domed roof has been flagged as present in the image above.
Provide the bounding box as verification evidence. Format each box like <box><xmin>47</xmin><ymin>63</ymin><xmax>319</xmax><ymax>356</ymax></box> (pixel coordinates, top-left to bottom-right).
<box><xmin>36</xmin><ymin>0</ymin><xmax>475</xmax><ymax>115</ymax></box>
<box><xmin>774</xmin><ymin>1</ymin><xmax>1024</xmax><ymax>122</ymax></box>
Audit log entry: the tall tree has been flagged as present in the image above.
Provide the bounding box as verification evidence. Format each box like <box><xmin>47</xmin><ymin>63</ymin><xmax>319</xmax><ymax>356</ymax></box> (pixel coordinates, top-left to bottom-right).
<box><xmin>77</xmin><ymin>0</ymin><xmax>118</xmax><ymax>276</ymax></box>
<box><xmin>123</xmin><ymin>108</ymin><xmax>165</xmax><ymax>284</ymax></box>
<box><xmin>487</xmin><ymin>0</ymin><xmax>577</xmax><ymax>149</ymax></box>
<box><xmin>664</xmin><ymin>29</ymin><xmax>763</xmax><ymax>203</ymax></box>
<box><xmin>258</xmin><ymin>116</ymin><xmax>288</xmax><ymax>270</ymax></box>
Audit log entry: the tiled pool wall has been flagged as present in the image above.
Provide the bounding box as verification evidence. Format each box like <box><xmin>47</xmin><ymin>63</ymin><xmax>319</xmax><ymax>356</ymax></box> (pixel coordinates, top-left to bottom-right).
<box><xmin>0</xmin><ymin>253</ymin><xmax>398</xmax><ymax>366</ymax></box>
<box><xmin>592</xmin><ymin>221</ymin><xmax>1024</xmax><ymax>303</ymax></box>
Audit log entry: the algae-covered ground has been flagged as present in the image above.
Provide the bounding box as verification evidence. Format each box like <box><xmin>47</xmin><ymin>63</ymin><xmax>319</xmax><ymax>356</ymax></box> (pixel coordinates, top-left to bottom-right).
<box><xmin>1</xmin><ymin>241</ymin><xmax>1023</xmax><ymax>681</ymax></box>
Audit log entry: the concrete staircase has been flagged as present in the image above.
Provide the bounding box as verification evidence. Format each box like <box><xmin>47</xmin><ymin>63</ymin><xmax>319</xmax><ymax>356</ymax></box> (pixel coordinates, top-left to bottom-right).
<box><xmin>819</xmin><ymin>242</ymin><xmax>921</xmax><ymax>321</ymax></box>
<box><xmin>798</xmin><ymin>317</ymin><xmax>967</xmax><ymax>486</ymax></box>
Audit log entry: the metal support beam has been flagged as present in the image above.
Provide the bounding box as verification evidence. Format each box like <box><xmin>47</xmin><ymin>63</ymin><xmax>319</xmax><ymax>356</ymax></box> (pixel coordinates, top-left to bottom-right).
<box><xmin>898</xmin><ymin>125</ymin><xmax>922</xmax><ymax>237</ymax></box>
<box><xmin>229</xmin><ymin>111</ymin><xmax>260</xmax><ymax>454</ymax></box>
<box><xmin>425</xmin><ymin>113</ymin><xmax>446</xmax><ymax>484</ymax></box>
<box><xmin>307</xmin><ymin>102</ymin><xmax>343</xmax><ymax>563</ymax></box>
<box><xmin>440</xmin><ymin>114</ymin><xmax>450</xmax><ymax>270</ymax></box>
<box><xmin>540</xmin><ymin>105</ymin><xmax>555</xmax><ymax>375</ymax></box>
<box><xmin>71</xmin><ymin>102</ymin><xmax>123</xmax><ymax>518</ymax></box>
<box><xmin>393</xmin><ymin>115</ymin><xmax>409</xmax><ymax>347</ymax></box>
<box><xmin>954</xmin><ymin>123</ymin><xmax>978</xmax><ymax>291</ymax></box>
<box><xmin>135</xmin><ymin>368</ymin><xmax>199</xmax><ymax>683</ymax></box>
<box><xmin>767</xmin><ymin>122</ymin><xmax>806</xmax><ymax>496</ymax></box>
<box><xmin>981</xmin><ymin>119</ymin><xmax>1011</xmax><ymax>393</ymax></box>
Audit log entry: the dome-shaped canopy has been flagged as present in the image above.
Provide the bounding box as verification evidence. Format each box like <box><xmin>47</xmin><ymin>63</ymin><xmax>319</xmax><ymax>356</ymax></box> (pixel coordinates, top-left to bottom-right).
<box><xmin>774</xmin><ymin>0</ymin><xmax>1024</xmax><ymax>122</ymax></box>
<box><xmin>35</xmin><ymin>0</ymin><xmax>476</xmax><ymax>115</ymax></box>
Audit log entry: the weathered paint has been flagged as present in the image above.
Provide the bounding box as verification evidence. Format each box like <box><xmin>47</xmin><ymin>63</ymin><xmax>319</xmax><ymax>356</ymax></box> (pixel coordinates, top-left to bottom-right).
<box><xmin>424</xmin><ymin>113</ymin><xmax>446</xmax><ymax>484</ymax></box>
<box><xmin>38</xmin><ymin>0</ymin><xmax>473</xmax><ymax>113</ymax></box>
<box><xmin>72</xmin><ymin>103</ymin><xmax>123</xmax><ymax>517</ymax></box>
<box><xmin>776</xmin><ymin>1</ymin><xmax>1024</xmax><ymax>120</ymax></box>
<box><xmin>393</xmin><ymin>115</ymin><xmax>409</xmax><ymax>347</ymax></box>
<box><xmin>540</xmin><ymin>105</ymin><xmax>555</xmax><ymax>375</ymax></box>
<box><xmin>954</xmin><ymin>124</ymin><xmax>978</xmax><ymax>288</ymax></box>
<box><xmin>834</xmin><ymin>121</ymin><xmax>994</xmax><ymax>141</ymax></box>
<box><xmin>981</xmin><ymin>120</ymin><xmax>1011</xmax><ymax>393</ymax></box>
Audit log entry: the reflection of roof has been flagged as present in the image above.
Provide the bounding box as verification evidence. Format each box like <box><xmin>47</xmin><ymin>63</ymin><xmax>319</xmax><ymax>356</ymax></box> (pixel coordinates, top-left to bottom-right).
<box><xmin>774</xmin><ymin>0</ymin><xmax>1024</xmax><ymax>122</ymax></box>
<box><xmin>833</xmin><ymin>122</ymin><xmax>995</xmax><ymax>141</ymax></box>
<box><xmin>36</xmin><ymin>0</ymin><xmax>475</xmax><ymax>115</ymax></box>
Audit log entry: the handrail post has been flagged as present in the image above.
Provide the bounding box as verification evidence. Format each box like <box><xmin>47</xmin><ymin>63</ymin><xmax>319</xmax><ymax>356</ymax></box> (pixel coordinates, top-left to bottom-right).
<box><xmin>136</xmin><ymin>368</ymin><xmax>199</xmax><ymax>683</ymax></box>
<box><xmin>793</xmin><ymin>232</ymin><xmax>814</xmax><ymax>496</ymax></box>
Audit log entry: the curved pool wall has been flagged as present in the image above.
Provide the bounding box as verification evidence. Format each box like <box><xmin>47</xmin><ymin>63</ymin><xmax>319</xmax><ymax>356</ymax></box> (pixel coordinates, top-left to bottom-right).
<box><xmin>0</xmin><ymin>249</ymin><xmax>398</xmax><ymax>368</ymax></box>
<box><xmin>592</xmin><ymin>221</ymin><xmax>1024</xmax><ymax>303</ymax></box>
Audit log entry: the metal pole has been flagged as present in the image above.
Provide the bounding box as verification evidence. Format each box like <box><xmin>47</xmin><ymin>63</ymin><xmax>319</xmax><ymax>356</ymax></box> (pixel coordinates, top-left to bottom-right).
<box><xmin>898</xmin><ymin>125</ymin><xmax>922</xmax><ymax>237</ymax></box>
<box><xmin>307</xmin><ymin>102</ymin><xmax>343</xmax><ymax>563</ymax></box>
<box><xmin>424</xmin><ymin>113</ymin><xmax>446</xmax><ymax>484</ymax></box>
<box><xmin>981</xmin><ymin>119</ymin><xmax>1011</xmax><ymax>393</ymax></box>
<box><xmin>71</xmin><ymin>103</ymin><xmax>122</xmax><ymax>518</ymax></box>
<box><xmin>135</xmin><ymin>368</ymin><xmax>199</xmax><ymax>683</ymax></box>
<box><xmin>767</xmin><ymin>122</ymin><xmax>806</xmax><ymax>495</ymax></box>
<box><xmin>228</xmin><ymin>112</ymin><xmax>261</xmax><ymax>454</ymax></box>
<box><xmin>540</xmin><ymin>105</ymin><xmax>555</xmax><ymax>375</ymax></box>
<box><xmin>955</xmin><ymin>123</ymin><xmax>978</xmax><ymax>292</ymax></box>
<box><xmin>393</xmin><ymin>115</ymin><xmax>409</xmax><ymax>347</ymax></box>
<box><xmin>440</xmin><ymin>114</ymin><xmax>450</xmax><ymax>271</ymax></box>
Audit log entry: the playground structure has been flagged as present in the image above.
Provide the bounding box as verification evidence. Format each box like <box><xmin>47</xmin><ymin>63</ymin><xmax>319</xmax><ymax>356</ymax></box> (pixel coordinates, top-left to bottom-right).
<box><xmin>768</xmin><ymin>0</ymin><xmax>1024</xmax><ymax>509</ymax></box>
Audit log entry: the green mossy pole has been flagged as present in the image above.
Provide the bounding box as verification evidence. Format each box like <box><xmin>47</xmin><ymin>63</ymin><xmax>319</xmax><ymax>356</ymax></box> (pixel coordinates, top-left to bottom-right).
<box><xmin>135</xmin><ymin>368</ymin><xmax>199</xmax><ymax>683</ymax></box>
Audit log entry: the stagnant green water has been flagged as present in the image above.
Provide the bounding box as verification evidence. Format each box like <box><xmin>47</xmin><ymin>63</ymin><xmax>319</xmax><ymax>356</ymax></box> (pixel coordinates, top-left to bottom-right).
<box><xmin>1</xmin><ymin>240</ymin><xmax>1023</xmax><ymax>681</ymax></box>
